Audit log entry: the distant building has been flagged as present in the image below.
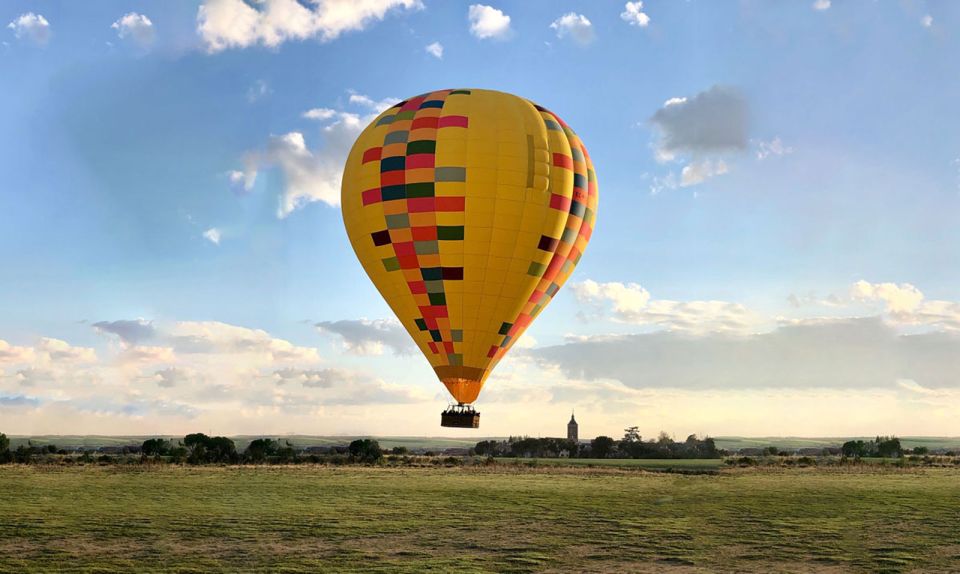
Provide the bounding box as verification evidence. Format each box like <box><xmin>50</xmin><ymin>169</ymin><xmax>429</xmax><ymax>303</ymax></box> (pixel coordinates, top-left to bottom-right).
<box><xmin>567</xmin><ymin>412</ymin><xmax>578</xmax><ymax>442</ymax></box>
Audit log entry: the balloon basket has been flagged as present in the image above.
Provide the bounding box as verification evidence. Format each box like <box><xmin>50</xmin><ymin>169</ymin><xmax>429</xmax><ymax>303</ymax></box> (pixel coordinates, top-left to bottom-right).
<box><xmin>441</xmin><ymin>404</ymin><xmax>480</xmax><ymax>428</ymax></box>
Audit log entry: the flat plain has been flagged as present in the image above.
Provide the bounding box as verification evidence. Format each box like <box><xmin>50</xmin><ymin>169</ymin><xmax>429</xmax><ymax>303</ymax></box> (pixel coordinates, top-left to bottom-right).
<box><xmin>2</xmin><ymin>464</ymin><xmax>959</xmax><ymax>573</ymax></box>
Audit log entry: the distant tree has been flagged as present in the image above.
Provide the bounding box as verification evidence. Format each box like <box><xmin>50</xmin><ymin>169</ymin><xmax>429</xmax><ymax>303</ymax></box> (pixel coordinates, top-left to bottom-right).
<box><xmin>875</xmin><ymin>436</ymin><xmax>903</xmax><ymax>458</ymax></box>
<box><xmin>592</xmin><ymin>436</ymin><xmax>615</xmax><ymax>459</ymax></box>
<box><xmin>391</xmin><ymin>446</ymin><xmax>409</xmax><ymax>455</ymax></box>
<box><xmin>182</xmin><ymin>433</ymin><xmax>237</xmax><ymax>464</ymax></box>
<box><xmin>275</xmin><ymin>441</ymin><xmax>297</xmax><ymax>463</ymax></box>
<box><xmin>765</xmin><ymin>446</ymin><xmax>779</xmax><ymax>456</ymax></box>
<box><xmin>168</xmin><ymin>446</ymin><xmax>188</xmax><ymax>463</ymax></box>
<box><xmin>842</xmin><ymin>440</ymin><xmax>868</xmax><ymax>458</ymax></box>
<box><xmin>623</xmin><ymin>427</ymin><xmax>642</xmax><ymax>443</ymax></box>
<box><xmin>207</xmin><ymin>436</ymin><xmax>238</xmax><ymax>463</ymax></box>
<box><xmin>141</xmin><ymin>438</ymin><xmax>171</xmax><ymax>457</ymax></box>
<box><xmin>183</xmin><ymin>433</ymin><xmax>210</xmax><ymax>463</ymax></box>
<box><xmin>0</xmin><ymin>433</ymin><xmax>11</xmax><ymax>464</ymax></box>
<box><xmin>245</xmin><ymin>438</ymin><xmax>278</xmax><ymax>462</ymax></box>
<box><xmin>46</xmin><ymin>444</ymin><xmax>58</xmax><ymax>454</ymax></box>
<box><xmin>912</xmin><ymin>446</ymin><xmax>929</xmax><ymax>455</ymax></box>
<box><xmin>349</xmin><ymin>439</ymin><xmax>383</xmax><ymax>462</ymax></box>
<box><xmin>13</xmin><ymin>445</ymin><xmax>32</xmax><ymax>464</ymax></box>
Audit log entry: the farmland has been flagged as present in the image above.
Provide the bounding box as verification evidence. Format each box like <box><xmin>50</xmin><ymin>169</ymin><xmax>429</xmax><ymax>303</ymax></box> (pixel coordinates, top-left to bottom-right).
<box><xmin>2</xmin><ymin>464</ymin><xmax>959</xmax><ymax>573</ymax></box>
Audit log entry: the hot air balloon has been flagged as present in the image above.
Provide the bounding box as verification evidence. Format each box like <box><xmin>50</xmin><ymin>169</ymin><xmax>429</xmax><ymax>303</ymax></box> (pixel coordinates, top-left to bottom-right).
<box><xmin>341</xmin><ymin>89</ymin><xmax>598</xmax><ymax>428</ymax></box>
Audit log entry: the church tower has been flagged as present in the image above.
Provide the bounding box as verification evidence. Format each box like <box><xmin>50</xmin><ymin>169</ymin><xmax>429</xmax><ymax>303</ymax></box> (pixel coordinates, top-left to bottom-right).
<box><xmin>567</xmin><ymin>411</ymin><xmax>579</xmax><ymax>442</ymax></box>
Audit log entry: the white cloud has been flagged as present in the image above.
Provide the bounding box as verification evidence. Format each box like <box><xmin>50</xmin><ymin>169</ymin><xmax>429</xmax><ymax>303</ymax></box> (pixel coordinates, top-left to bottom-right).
<box><xmin>36</xmin><ymin>338</ymin><xmax>97</xmax><ymax>364</ymax></box>
<box><xmin>119</xmin><ymin>345</ymin><xmax>177</xmax><ymax>365</ymax></box>
<box><xmin>468</xmin><ymin>4</ymin><xmax>511</xmax><ymax>40</ymax></box>
<box><xmin>111</xmin><ymin>12</ymin><xmax>155</xmax><ymax>46</ymax></box>
<box><xmin>425</xmin><ymin>41</ymin><xmax>443</xmax><ymax>59</ymax></box>
<box><xmin>197</xmin><ymin>0</ymin><xmax>423</xmax><ymax>52</ymax></box>
<box><xmin>852</xmin><ymin>280</ymin><xmax>960</xmax><ymax>331</ymax></box>
<box><xmin>532</xmin><ymin>317</ymin><xmax>960</xmax><ymax>391</ymax></box>
<box><xmin>93</xmin><ymin>319</ymin><xmax>156</xmax><ymax>345</ymax></box>
<box><xmin>169</xmin><ymin>321</ymin><xmax>320</xmax><ymax>363</ymax></box>
<box><xmin>203</xmin><ymin>227</ymin><xmax>222</xmax><ymax>245</ymax></box>
<box><xmin>0</xmin><ymin>340</ymin><xmax>35</xmax><ymax>364</ymax></box>
<box><xmin>316</xmin><ymin>318</ymin><xmax>414</xmax><ymax>355</ymax></box>
<box><xmin>921</xmin><ymin>14</ymin><xmax>933</xmax><ymax>28</ymax></box>
<box><xmin>812</xmin><ymin>0</ymin><xmax>831</xmax><ymax>11</ymax></box>
<box><xmin>620</xmin><ymin>2</ymin><xmax>650</xmax><ymax>27</ymax></box>
<box><xmin>7</xmin><ymin>13</ymin><xmax>50</xmax><ymax>45</ymax></box>
<box><xmin>755</xmin><ymin>137</ymin><xmax>793</xmax><ymax>160</ymax></box>
<box><xmin>851</xmin><ymin>280</ymin><xmax>924</xmax><ymax>314</ymax></box>
<box><xmin>347</xmin><ymin>93</ymin><xmax>401</xmax><ymax>113</ymax></box>
<box><xmin>152</xmin><ymin>367</ymin><xmax>198</xmax><ymax>388</ymax></box>
<box><xmin>550</xmin><ymin>13</ymin><xmax>594</xmax><ymax>45</ymax></box>
<box><xmin>303</xmin><ymin>108</ymin><xmax>338</xmax><ymax>120</ymax></box>
<box><xmin>244</xmin><ymin>132</ymin><xmax>343</xmax><ymax>217</ymax></box>
<box><xmin>573</xmin><ymin>280</ymin><xmax>760</xmax><ymax>335</ymax></box>
<box><xmin>680</xmin><ymin>159</ymin><xmax>728</xmax><ymax>186</ymax></box>
<box><xmin>240</xmin><ymin>92</ymin><xmax>396</xmax><ymax>217</ymax></box>
<box><xmin>515</xmin><ymin>334</ymin><xmax>538</xmax><ymax>349</ymax></box>
<box><xmin>650</xmin><ymin>85</ymin><xmax>748</xmax><ymax>159</ymax></box>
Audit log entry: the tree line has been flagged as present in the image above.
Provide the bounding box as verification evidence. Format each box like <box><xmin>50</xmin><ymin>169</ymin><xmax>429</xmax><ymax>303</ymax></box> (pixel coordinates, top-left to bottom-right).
<box><xmin>0</xmin><ymin>432</ymin><xmax>391</xmax><ymax>465</ymax></box>
<box><xmin>475</xmin><ymin>428</ymin><xmax>721</xmax><ymax>459</ymax></box>
<box><xmin>841</xmin><ymin>436</ymin><xmax>904</xmax><ymax>459</ymax></box>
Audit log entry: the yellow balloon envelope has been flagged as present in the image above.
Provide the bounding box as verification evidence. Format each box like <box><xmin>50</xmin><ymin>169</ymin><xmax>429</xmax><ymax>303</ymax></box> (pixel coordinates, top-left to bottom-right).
<box><xmin>341</xmin><ymin>88</ymin><xmax>598</xmax><ymax>408</ymax></box>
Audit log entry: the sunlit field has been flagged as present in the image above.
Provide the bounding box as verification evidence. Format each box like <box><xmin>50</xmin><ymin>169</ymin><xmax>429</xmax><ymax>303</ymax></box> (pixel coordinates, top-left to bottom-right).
<box><xmin>2</xmin><ymin>464</ymin><xmax>959</xmax><ymax>573</ymax></box>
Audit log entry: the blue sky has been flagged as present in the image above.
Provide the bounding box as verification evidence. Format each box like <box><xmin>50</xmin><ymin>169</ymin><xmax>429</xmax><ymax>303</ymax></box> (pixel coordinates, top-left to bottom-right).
<box><xmin>2</xmin><ymin>0</ymin><xmax>959</xmax><ymax>438</ymax></box>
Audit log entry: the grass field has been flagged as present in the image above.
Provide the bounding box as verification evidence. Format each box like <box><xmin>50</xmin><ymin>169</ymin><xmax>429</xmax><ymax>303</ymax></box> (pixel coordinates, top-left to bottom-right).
<box><xmin>494</xmin><ymin>457</ymin><xmax>725</xmax><ymax>470</ymax></box>
<box><xmin>10</xmin><ymin>435</ymin><xmax>960</xmax><ymax>452</ymax></box>
<box><xmin>2</xmin><ymin>465</ymin><xmax>959</xmax><ymax>573</ymax></box>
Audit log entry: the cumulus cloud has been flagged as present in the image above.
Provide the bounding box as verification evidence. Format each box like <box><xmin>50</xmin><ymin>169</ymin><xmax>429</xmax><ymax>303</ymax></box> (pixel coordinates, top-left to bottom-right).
<box><xmin>111</xmin><ymin>12</ymin><xmax>155</xmax><ymax>46</ymax></box>
<box><xmin>812</xmin><ymin>0</ymin><xmax>831</xmax><ymax>11</ymax></box>
<box><xmin>243</xmin><ymin>132</ymin><xmax>343</xmax><ymax>217</ymax></box>
<box><xmin>240</xmin><ymin>92</ymin><xmax>396</xmax><ymax>217</ymax></box>
<box><xmin>650</xmin><ymin>85</ymin><xmax>748</xmax><ymax>161</ymax></box>
<box><xmin>302</xmin><ymin>107</ymin><xmax>337</xmax><ymax>120</ymax></box>
<box><xmin>620</xmin><ymin>2</ymin><xmax>650</xmax><ymax>27</ymax></box>
<box><xmin>152</xmin><ymin>367</ymin><xmax>197</xmax><ymax>388</ymax></box>
<box><xmin>532</xmin><ymin>317</ymin><xmax>960</xmax><ymax>391</ymax></box>
<box><xmin>7</xmin><ymin>13</ymin><xmax>50</xmax><ymax>45</ymax></box>
<box><xmin>36</xmin><ymin>338</ymin><xmax>97</xmax><ymax>363</ymax></box>
<box><xmin>203</xmin><ymin>227</ymin><xmax>222</xmax><ymax>245</ymax></box>
<box><xmin>197</xmin><ymin>0</ymin><xmax>423</xmax><ymax>52</ymax></box>
<box><xmin>468</xmin><ymin>4</ymin><xmax>511</xmax><ymax>40</ymax></box>
<box><xmin>0</xmin><ymin>340</ymin><xmax>36</xmax><ymax>364</ymax></box>
<box><xmin>853</xmin><ymin>280</ymin><xmax>960</xmax><ymax>331</ymax></box>
<box><xmin>680</xmin><ymin>159</ymin><xmax>728</xmax><ymax>186</ymax></box>
<box><xmin>93</xmin><ymin>319</ymin><xmax>157</xmax><ymax>345</ymax></box>
<box><xmin>550</xmin><ymin>13</ymin><xmax>594</xmax><ymax>45</ymax></box>
<box><xmin>271</xmin><ymin>367</ymin><xmax>424</xmax><ymax>404</ymax></box>
<box><xmin>648</xmin><ymin>86</ymin><xmax>746</xmax><ymax>188</ymax></box>
<box><xmin>169</xmin><ymin>321</ymin><xmax>320</xmax><ymax>363</ymax></box>
<box><xmin>755</xmin><ymin>137</ymin><xmax>793</xmax><ymax>160</ymax></box>
<box><xmin>921</xmin><ymin>14</ymin><xmax>933</xmax><ymax>28</ymax></box>
<box><xmin>347</xmin><ymin>93</ymin><xmax>401</xmax><ymax>113</ymax></box>
<box><xmin>118</xmin><ymin>345</ymin><xmax>177</xmax><ymax>365</ymax></box>
<box><xmin>316</xmin><ymin>318</ymin><xmax>414</xmax><ymax>355</ymax></box>
<box><xmin>425</xmin><ymin>41</ymin><xmax>443</xmax><ymax>59</ymax></box>
<box><xmin>852</xmin><ymin>281</ymin><xmax>924</xmax><ymax>314</ymax></box>
<box><xmin>573</xmin><ymin>280</ymin><xmax>760</xmax><ymax>334</ymax></box>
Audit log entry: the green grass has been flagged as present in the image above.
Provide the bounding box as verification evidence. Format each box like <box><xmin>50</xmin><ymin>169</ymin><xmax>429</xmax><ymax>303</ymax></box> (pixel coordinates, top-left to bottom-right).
<box><xmin>494</xmin><ymin>457</ymin><xmax>724</xmax><ymax>470</ymax></box>
<box><xmin>12</xmin><ymin>435</ymin><xmax>960</xmax><ymax>452</ymax></box>
<box><xmin>2</xmin><ymin>465</ymin><xmax>959</xmax><ymax>573</ymax></box>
